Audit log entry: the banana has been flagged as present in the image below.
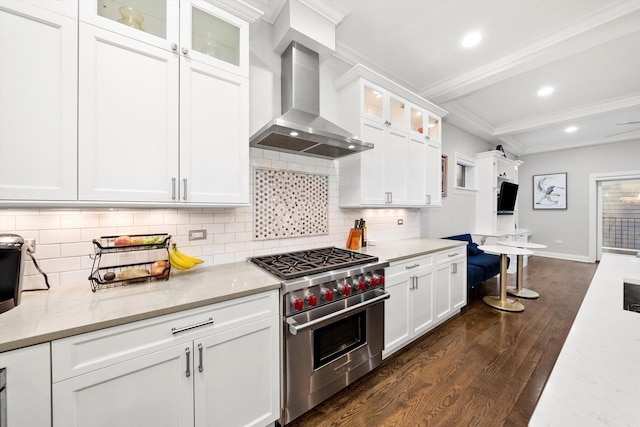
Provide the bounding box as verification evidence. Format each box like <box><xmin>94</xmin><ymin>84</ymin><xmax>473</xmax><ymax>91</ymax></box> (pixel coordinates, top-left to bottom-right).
<box><xmin>169</xmin><ymin>244</ymin><xmax>203</xmax><ymax>270</ymax></box>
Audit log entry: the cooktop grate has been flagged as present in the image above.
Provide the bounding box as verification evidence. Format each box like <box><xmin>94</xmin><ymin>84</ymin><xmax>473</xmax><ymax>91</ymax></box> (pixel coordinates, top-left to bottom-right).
<box><xmin>250</xmin><ymin>247</ymin><xmax>378</xmax><ymax>280</ymax></box>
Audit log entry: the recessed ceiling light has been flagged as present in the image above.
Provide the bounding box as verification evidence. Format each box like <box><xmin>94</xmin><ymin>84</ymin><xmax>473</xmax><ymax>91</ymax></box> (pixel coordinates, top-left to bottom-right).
<box><xmin>565</xmin><ymin>126</ymin><xmax>578</xmax><ymax>133</ymax></box>
<box><xmin>462</xmin><ymin>32</ymin><xmax>482</xmax><ymax>48</ymax></box>
<box><xmin>537</xmin><ymin>86</ymin><xmax>554</xmax><ymax>97</ymax></box>
<box><xmin>289</xmin><ymin>131</ymin><xmax>299</xmax><ymax>137</ymax></box>
<box><xmin>348</xmin><ymin>144</ymin><xmax>356</xmax><ymax>149</ymax></box>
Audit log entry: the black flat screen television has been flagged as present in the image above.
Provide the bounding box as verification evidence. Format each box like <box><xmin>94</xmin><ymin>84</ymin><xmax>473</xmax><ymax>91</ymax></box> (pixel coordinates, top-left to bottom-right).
<box><xmin>497</xmin><ymin>181</ymin><xmax>519</xmax><ymax>215</ymax></box>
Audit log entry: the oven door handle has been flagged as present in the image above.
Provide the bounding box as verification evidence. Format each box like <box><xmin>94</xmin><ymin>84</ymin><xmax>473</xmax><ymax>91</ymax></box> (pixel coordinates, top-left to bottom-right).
<box><xmin>286</xmin><ymin>292</ymin><xmax>390</xmax><ymax>336</ymax></box>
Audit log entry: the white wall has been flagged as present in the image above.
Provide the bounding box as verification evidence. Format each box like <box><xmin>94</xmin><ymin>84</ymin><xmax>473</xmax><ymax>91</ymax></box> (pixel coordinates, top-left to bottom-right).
<box><xmin>518</xmin><ymin>138</ymin><xmax>640</xmax><ymax>260</ymax></box>
<box><xmin>420</xmin><ymin>123</ymin><xmax>493</xmax><ymax>238</ymax></box>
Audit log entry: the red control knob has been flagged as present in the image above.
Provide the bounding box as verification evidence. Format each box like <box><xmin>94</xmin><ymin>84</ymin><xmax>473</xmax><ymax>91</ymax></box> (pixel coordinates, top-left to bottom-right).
<box><xmin>322</xmin><ymin>289</ymin><xmax>334</xmax><ymax>301</ymax></box>
<box><xmin>306</xmin><ymin>294</ymin><xmax>318</xmax><ymax>306</ymax></box>
<box><xmin>369</xmin><ymin>276</ymin><xmax>379</xmax><ymax>287</ymax></box>
<box><xmin>340</xmin><ymin>284</ymin><xmax>352</xmax><ymax>297</ymax></box>
<box><xmin>377</xmin><ymin>275</ymin><xmax>385</xmax><ymax>285</ymax></box>
<box><xmin>357</xmin><ymin>280</ymin><xmax>366</xmax><ymax>291</ymax></box>
<box><xmin>292</xmin><ymin>298</ymin><xmax>304</xmax><ymax>311</ymax></box>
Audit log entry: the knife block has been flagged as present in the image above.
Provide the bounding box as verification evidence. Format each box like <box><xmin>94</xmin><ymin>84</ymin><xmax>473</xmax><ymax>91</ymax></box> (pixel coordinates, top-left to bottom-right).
<box><xmin>346</xmin><ymin>228</ymin><xmax>362</xmax><ymax>250</ymax></box>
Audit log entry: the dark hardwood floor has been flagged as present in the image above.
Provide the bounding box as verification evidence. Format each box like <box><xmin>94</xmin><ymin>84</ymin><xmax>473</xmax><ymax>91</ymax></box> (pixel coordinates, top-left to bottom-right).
<box><xmin>287</xmin><ymin>256</ymin><xmax>598</xmax><ymax>427</ymax></box>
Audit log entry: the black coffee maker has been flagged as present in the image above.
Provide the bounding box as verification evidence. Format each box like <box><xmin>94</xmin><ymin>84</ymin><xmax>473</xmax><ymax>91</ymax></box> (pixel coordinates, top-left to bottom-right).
<box><xmin>0</xmin><ymin>234</ymin><xmax>26</xmax><ymax>314</ymax></box>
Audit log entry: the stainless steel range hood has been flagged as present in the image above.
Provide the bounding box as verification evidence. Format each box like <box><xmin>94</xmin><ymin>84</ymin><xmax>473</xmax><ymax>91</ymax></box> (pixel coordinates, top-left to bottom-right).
<box><xmin>250</xmin><ymin>42</ymin><xmax>373</xmax><ymax>159</ymax></box>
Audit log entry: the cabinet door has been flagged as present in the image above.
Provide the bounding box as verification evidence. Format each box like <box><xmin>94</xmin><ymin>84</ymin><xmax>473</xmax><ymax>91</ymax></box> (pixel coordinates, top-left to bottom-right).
<box><xmin>411</xmin><ymin>268</ymin><xmax>435</xmax><ymax>336</ymax></box>
<box><xmin>0</xmin><ymin>343</ymin><xmax>51</xmax><ymax>427</ymax></box>
<box><xmin>79</xmin><ymin>0</ymin><xmax>180</xmax><ymax>52</ymax></box>
<box><xmin>434</xmin><ymin>263</ymin><xmax>453</xmax><ymax>323</ymax></box>
<box><xmin>0</xmin><ymin>2</ymin><xmax>77</xmax><ymax>201</ymax></box>
<box><xmin>53</xmin><ymin>344</ymin><xmax>194</xmax><ymax>427</ymax></box>
<box><xmin>194</xmin><ymin>316</ymin><xmax>279</xmax><ymax>427</ymax></box>
<box><xmin>359</xmin><ymin>119</ymin><xmax>386</xmax><ymax>204</ymax></box>
<box><xmin>407</xmin><ymin>135</ymin><xmax>426</xmax><ymax>205</ymax></box>
<box><xmin>179</xmin><ymin>59</ymin><xmax>248</xmax><ymax>204</ymax></box>
<box><xmin>385</xmin><ymin>128</ymin><xmax>408</xmax><ymax>204</ymax></box>
<box><xmin>451</xmin><ymin>258</ymin><xmax>467</xmax><ymax>311</ymax></box>
<box><xmin>78</xmin><ymin>23</ymin><xmax>180</xmax><ymax>202</ymax></box>
<box><xmin>179</xmin><ymin>0</ymin><xmax>249</xmax><ymax>77</ymax></box>
<box><xmin>383</xmin><ymin>273</ymin><xmax>411</xmax><ymax>357</ymax></box>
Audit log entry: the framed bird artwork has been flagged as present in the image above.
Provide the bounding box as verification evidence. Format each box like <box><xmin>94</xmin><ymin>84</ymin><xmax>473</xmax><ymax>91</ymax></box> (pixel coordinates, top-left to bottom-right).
<box><xmin>533</xmin><ymin>173</ymin><xmax>567</xmax><ymax>209</ymax></box>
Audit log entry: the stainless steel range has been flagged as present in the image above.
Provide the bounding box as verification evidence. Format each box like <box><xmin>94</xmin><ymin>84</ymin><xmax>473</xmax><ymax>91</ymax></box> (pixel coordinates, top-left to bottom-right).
<box><xmin>250</xmin><ymin>247</ymin><xmax>389</xmax><ymax>425</ymax></box>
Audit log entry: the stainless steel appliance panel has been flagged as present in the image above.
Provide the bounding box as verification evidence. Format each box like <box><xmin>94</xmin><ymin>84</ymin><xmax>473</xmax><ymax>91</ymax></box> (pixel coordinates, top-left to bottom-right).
<box><xmin>283</xmin><ymin>292</ymin><xmax>386</xmax><ymax>424</ymax></box>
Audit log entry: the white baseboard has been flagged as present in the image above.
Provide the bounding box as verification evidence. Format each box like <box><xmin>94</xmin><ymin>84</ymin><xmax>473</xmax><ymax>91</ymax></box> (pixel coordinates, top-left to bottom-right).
<box><xmin>532</xmin><ymin>251</ymin><xmax>592</xmax><ymax>263</ymax></box>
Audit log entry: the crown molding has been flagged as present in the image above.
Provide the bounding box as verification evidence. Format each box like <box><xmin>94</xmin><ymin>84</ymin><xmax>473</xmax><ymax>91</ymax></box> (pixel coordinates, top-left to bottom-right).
<box><xmin>494</xmin><ymin>92</ymin><xmax>640</xmax><ymax>136</ymax></box>
<box><xmin>522</xmin><ymin>131</ymin><xmax>640</xmax><ymax>155</ymax></box>
<box><xmin>419</xmin><ymin>1</ymin><xmax>640</xmax><ymax>104</ymax></box>
<box><xmin>209</xmin><ymin>0</ymin><xmax>264</xmax><ymax>23</ymax></box>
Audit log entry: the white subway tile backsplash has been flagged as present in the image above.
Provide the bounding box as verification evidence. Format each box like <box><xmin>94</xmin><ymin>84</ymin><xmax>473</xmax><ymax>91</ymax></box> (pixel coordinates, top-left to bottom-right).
<box><xmin>99</xmin><ymin>213</ymin><xmax>134</xmax><ymax>227</ymax></box>
<box><xmin>60</xmin><ymin>242</ymin><xmax>94</xmax><ymax>258</ymax></box>
<box><xmin>61</xmin><ymin>214</ymin><xmax>99</xmax><ymax>229</ymax></box>
<box><xmin>40</xmin><ymin>229</ymin><xmax>81</xmax><ymax>244</ymax></box>
<box><xmin>16</xmin><ymin>215</ymin><xmax>60</xmax><ymax>230</ymax></box>
<box><xmin>0</xmin><ymin>215</ymin><xmax>16</xmax><ymax>230</ymax></box>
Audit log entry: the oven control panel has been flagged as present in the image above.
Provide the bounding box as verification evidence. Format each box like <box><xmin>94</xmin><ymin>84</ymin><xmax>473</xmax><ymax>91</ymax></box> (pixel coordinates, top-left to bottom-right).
<box><xmin>285</xmin><ymin>269</ymin><xmax>385</xmax><ymax>316</ymax></box>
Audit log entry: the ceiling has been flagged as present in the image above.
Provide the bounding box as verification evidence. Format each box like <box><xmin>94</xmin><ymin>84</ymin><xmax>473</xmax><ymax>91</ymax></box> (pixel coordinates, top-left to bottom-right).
<box><xmin>243</xmin><ymin>0</ymin><xmax>640</xmax><ymax>156</ymax></box>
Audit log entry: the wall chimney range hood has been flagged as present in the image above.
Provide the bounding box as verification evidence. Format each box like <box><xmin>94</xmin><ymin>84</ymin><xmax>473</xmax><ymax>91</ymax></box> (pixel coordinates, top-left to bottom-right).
<box><xmin>250</xmin><ymin>42</ymin><xmax>373</xmax><ymax>159</ymax></box>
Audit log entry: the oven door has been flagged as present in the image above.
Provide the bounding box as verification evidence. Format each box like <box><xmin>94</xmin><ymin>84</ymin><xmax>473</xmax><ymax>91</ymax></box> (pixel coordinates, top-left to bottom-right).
<box><xmin>283</xmin><ymin>289</ymin><xmax>388</xmax><ymax>424</ymax></box>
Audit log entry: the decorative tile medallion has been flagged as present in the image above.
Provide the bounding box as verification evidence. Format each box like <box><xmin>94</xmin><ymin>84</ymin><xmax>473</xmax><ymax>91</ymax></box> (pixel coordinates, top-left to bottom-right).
<box><xmin>254</xmin><ymin>168</ymin><xmax>329</xmax><ymax>240</ymax></box>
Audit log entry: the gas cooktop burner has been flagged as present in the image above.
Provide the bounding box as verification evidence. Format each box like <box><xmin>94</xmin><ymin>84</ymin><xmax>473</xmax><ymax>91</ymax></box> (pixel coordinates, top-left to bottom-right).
<box><xmin>250</xmin><ymin>247</ymin><xmax>378</xmax><ymax>280</ymax></box>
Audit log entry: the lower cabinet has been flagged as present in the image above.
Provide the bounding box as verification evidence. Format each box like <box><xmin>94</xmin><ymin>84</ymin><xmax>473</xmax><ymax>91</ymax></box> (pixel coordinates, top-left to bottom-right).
<box><xmin>384</xmin><ymin>246</ymin><xmax>467</xmax><ymax>358</ymax></box>
<box><xmin>0</xmin><ymin>343</ymin><xmax>51</xmax><ymax>427</ymax></box>
<box><xmin>51</xmin><ymin>290</ymin><xmax>280</xmax><ymax>427</ymax></box>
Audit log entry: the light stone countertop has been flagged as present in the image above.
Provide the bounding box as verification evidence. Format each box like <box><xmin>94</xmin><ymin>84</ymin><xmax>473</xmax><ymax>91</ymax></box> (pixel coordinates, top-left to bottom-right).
<box><xmin>0</xmin><ymin>237</ymin><xmax>465</xmax><ymax>353</ymax></box>
<box><xmin>529</xmin><ymin>253</ymin><xmax>640</xmax><ymax>426</ymax></box>
<box><xmin>0</xmin><ymin>261</ymin><xmax>280</xmax><ymax>353</ymax></box>
<box><xmin>357</xmin><ymin>237</ymin><xmax>466</xmax><ymax>262</ymax></box>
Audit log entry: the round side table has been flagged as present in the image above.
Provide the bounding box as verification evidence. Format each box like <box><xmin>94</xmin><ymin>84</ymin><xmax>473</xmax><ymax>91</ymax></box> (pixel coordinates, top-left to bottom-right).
<box><xmin>497</xmin><ymin>240</ymin><xmax>547</xmax><ymax>299</ymax></box>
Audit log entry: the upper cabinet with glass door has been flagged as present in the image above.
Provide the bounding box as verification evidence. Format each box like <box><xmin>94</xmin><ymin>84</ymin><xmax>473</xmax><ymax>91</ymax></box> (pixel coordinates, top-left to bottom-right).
<box><xmin>362</xmin><ymin>82</ymin><xmax>407</xmax><ymax>129</ymax></box>
<box><xmin>80</xmin><ymin>0</ymin><xmax>248</xmax><ymax>76</ymax></box>
<box><xmin>410</xmin><ymin>104</ymin><xmax>441</xmax><ymax>144</ymax></box>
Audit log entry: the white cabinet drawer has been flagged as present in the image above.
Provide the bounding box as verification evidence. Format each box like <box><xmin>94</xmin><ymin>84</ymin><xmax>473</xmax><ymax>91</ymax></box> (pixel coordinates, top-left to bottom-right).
<box><xmin>385</xmin><ymin>254</ymin><xmax>433</xmax><ymax>277</ymax></box>
<box><xmin>435</xmin><ymin>247</ymin><xmax>466</xmax><ymax>264</ymax></box>
<box><xmin>52</xmin><ymin>290</ymin><xmax>278</xmax><ymax>382</ymax></box>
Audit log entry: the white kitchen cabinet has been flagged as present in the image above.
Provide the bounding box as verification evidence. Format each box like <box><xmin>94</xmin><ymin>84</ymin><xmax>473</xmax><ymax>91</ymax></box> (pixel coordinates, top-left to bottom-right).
<box><xmin>52</xmin><ymin>290</ymin><xmax>280</xmax><ymax>427</ymax></box>
<box><xmin>383</xmin><ymin>254</ymin><xmax>434</xmax><ymax>358</ymax></box>
<box><xmin>383</xmin><ymin>245</ymin><xmax>467</xmax><ymax>358</ymax></box>
<box><xmin>77</xmin><ymin>0</ymin><xmax>249</xmax><ymax>204</ymax></box>
<box><xmin>0</xmin><ymin>0</ymin><xmax>77</xmax><ymax>201</ymax></box>
<box><xmin>334</xmin><ymin>65</ymin><xmax>447</xmax><ymax>207</ymax></box>
<box><xmin>0</xmin><ymin>343</ymin><xmax>51</xmax><ymax>427</ymax></box>
<box><xmin>434</xmin><ymin>248</ymin><xmax>467</xmax><ymax>323</ymax></box>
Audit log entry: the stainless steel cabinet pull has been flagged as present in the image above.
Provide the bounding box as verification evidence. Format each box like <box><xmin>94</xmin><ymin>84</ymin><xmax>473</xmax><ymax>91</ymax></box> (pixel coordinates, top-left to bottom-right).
<box><xmin>415</xmin><ymin>276</ymin><xmax>418</xmax><ymax>289</ymax></box>
<box><xmin>171</xmin><ymin>317</ymin><xmax>214</xmax><ymax>335</ymax></box>
<box><xmin>197</xmin><ymin>343</ymin><xmax>203</xmax><ymax>372</ymax></box>
<box><xmin>171</xmin><ymin>43</ymin><xmax>178</xmax><ymax>51</ymax></box>
<box><xmin>410</xmin><ymin>276</ymin><xmax>415</xmax><ymax>290</ymax></box>
<box><xmin>171</xmin><ymin>177</ymin><xmax>176</xmax><ymax>200</ymax></box>
<box><xmin>405</xmin><ymin>263</ymin><xmax>420</xmax><ymax>269</ymax></box>
<box><xmin>448</xmin><ymin>253</ymin><xmax>459</xmax><ymax>257</ymax></box>
<box><xmin>185</xmin><ymin>347</ymin><xmax>191</xmax><ymax>377</ymax></box>
<box><xmin>182</xmin><ymin>178</ymin><xmax>187</xmax><ymax>200</ymax></box>
<box><xmin>182</xmin><ymin>47</ymin><xmax>189</xmax><ymax>54</ymax></box>
<box><xmin>452</xmin><ymin>263</ymin><xmax>458</xmax><ymax>274</ymax></box>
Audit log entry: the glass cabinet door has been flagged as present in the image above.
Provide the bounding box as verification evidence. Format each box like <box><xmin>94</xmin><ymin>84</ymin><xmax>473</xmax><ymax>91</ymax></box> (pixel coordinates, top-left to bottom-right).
<box><xmin>427</xmin><ymin>116</ymin><xmax>441</xmax><ymax>142</ymax></box>
<box><xmin>389</xmin><ymin>95</ymin><xmax>406</xmax><ymax>128</ymax></box>
<box><xmin>410</xmin><ymin>106</ymin><xmax>426</xmax><ymax>134</ymax></box>
<box><xmin>181</xmin><ymin>0</ymin><xmax>248</xmax><ymax>76</ymax></box>
<box><xmin>83</xmin><ymin>0</ymin><xmax>179</xmax><ymax>50</ymax></box>
<box><xmin>363</xmin><ymin>84</ymin><xmax>384</xmax><ymax>120</ymax></box>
